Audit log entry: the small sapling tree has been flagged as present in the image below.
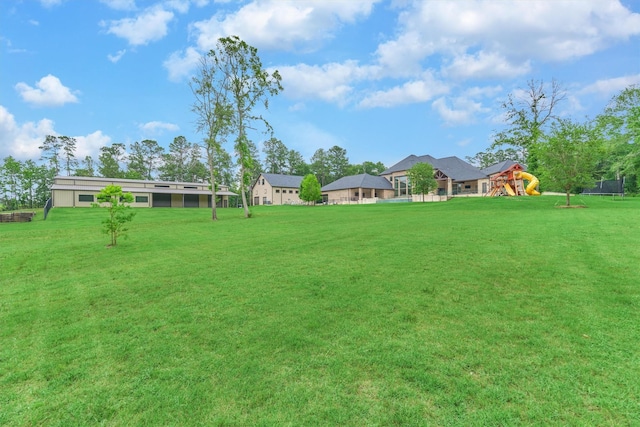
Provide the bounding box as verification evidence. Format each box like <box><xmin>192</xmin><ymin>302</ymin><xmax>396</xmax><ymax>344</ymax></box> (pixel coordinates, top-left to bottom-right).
<box><xmin>299</xmin><ymin>174</ymin><xmax>322</xmax><ymax>205</ymax></box>
<box><xmin>407</xmin><ymin>162</ymin><xmax>437</xmax><ymax>202</ymax></box>
<box><xmin>93</xmin><ymin>184</ymin><xmax>136</xmax><ymax>246</ymax></box>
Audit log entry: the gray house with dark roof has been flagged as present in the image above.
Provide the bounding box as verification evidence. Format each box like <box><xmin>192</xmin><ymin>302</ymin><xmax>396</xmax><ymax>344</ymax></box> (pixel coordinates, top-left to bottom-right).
<box><xmin>380</xmin><ymin>154</ymin><xmax>490</xmax><ymax>197</ymax></box>
<box><xmin>251</xmin><ymin>173</ymin><xmax>304</xmax><ymax>205</ymax></box>
<box><xmin>321</xmin><ymin>173</ymin><xmax>394</xmax><ymax>204</ymax></box>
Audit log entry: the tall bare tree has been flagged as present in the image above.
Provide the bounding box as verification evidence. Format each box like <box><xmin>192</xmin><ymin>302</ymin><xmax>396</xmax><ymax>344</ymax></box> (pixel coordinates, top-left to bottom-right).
<box><xmin>492</xmin><ymin>79</ymin><xmax>566</xmax><ymax>172</ymax></box>
<box><xmin>209</xmin><ymin>36</ymin><xmax>283</xmax><ymax>218</ymax></box>
<box><xmin>191</xmin><ymin>54</ymin><xmax>233</xmax><ymax>221</ymax></box>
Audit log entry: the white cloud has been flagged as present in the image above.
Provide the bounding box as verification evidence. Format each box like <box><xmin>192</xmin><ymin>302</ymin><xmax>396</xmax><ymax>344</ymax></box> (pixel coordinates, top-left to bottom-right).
<box><xmin>99</xmin><ymin>0</ymin><xmax>136</xmax><ymax>11</ymax></box>
<box><xmin>74</xmin><ymin>131</ymin><xmax>112</xmax><ymax>159</ymax></box>
<box><xmin>0</xmin><ymin>105</ymin><xmax>56</xmax><ymax>160</ymax></box>
<box><xmin>276</xmin><ymin>61</ymin><xmax>375</xmax><ymax>104</ymax></box>
<box><xmin>358</xmin><ymin>72</ymin><xmax>449</xmax><ymax>108</ymax></box>
<box><xmin>580</xmin><ymin>74</ymin><xmax>640</xmax><ymax>97</ymax></box>
<box><xmin>107</xmin><ymin>49</ymin><xmax>127</xmax><ymax>63</ymax></box>
<box><xmin>0</xmin><ymin>105</ymin><xmax>112</xmax><ymax>162</ymax></box>
<box><xmin>39</xmin><ymin>0</ymin><xmax>63</xmax><ymax>7</ymax></box>
<box><xmin>164</xmin><ymin>0</ymin><xmax>190</xmax><ymax>14</ymax></box>
<box><xmin>431</xmin><ymin>96</ymin><xmax>488</xmax><ymax>126</ymax></box>
<box><xmin>190</xmin><ymin>0</ymin><xmax>380</xmax><ymax>51</ymax></box>
<box><xmin>443</xmin><ymin>51</ymin><xmax>531</xmax><ymax>80</ymax></box>
<box><xmin>163</xmin><ymin>46</ymin><xmax>202</xmax><ymax>82</ymax></box>
<box><xmin>375</xmin><ymin>0</ymin><xmax>640</xmax><ymax>79</ymax></box>
<box><xmin>102</xmin><ymin>5</ymin><xmax>174</xmax><ymax>46</ymax></box>
<box><xmin>139</xmin><ymin>121</ymin><xmax>179</xmax><ymax>134</ymax></box>
<box><xmin>14</xmin><ymin>74</ymin><xmax>79</xmax><ymax>107</ymax></box>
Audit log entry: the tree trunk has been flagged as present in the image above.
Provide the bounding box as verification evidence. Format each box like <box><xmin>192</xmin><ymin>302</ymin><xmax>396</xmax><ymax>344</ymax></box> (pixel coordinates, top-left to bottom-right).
<box><xmin>241</xmin><ymin>164</ymin><xmax>250</xmax><ymax>218</ymax></box>
<box><xmin>207</xmin><ymin>145</ymin><xmax>218</xmax><ymax>221</ymax></box>
<box><xmin>566</xmin><ymin>191</ymin><xmax>571</xmax><ymax>207</ymax></box>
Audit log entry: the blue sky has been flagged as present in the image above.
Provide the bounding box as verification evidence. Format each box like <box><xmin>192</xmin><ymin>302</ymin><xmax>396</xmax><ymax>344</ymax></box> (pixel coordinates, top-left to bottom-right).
<box><xmin>1</xmin><ymin>0</ymin><xmax>639</xmax><ymax>169</ymax></box>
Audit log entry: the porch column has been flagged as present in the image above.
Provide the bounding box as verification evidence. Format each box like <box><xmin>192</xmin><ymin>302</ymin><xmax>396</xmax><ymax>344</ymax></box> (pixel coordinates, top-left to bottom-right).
<box><xmin>447</xmin><ymin>179</ymin><xmax>453</xmax><ymax>196</ymax></box>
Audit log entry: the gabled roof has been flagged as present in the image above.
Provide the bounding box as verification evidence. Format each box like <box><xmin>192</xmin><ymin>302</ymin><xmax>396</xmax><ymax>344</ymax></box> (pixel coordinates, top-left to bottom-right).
<box><xmin>260</xmin><ymin>173</ymin><xmax>304</xmax><ymax>188</ymax></box>
<box><xmin>380</xmin><ymin>155</ymin><xmax>438</xmax><ymax>175</ymax></box>
<box><xmin>430</xmin><ymin>156</ymin><xmax>487</xmax><ymax>181</ymax></box>
<box><xmin>321</xmin><ymin>173</ymin><xmax>393</xmax><ymax>192</ymax></box>
<box><xmin>481</xmin><ymin>160</ymin><xmax>521</xmax><ymax>176</ymax></box>
<box><xmin>381</xmin><ymin>154</ymin><xmax>486</xmax><ymax>181</ymax></box>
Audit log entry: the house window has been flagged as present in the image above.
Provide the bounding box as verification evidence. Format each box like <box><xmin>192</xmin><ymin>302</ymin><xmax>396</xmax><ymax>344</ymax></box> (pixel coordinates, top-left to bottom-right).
<box><xmin>78</xmin><ymin>194</ymin><xmax>94</xmax><ymax>202</ymax></box>
<box><xmin>135</xmin><ymin>196</ymin><xmax>149</xmax><ymax>203</ymax></box>
<box><xmin>154</xmin><ymin>184</ymin><xmax>170</xmax><ymax>188</ymax></box>
<box><xmin>276</xmin><ymin>189</ymin><xmax>280</xmax><ymax>193</ymax></box>
<box><xmin>262</xmin><ymin>179</ymin><xmax>265</xmax><ymax>185</ymax></box>
<box><xmin>394</xmin><ymin>176</ymin><xmax>408</xmax><ymax>197</ymax></box>
<box><xmin>289</xmin><ymin>190</ymin><xmax>293</xmax><ymax>194</ymax></box>
<box><xmin>184</xmin><ymin>186</ymin><xmax>197</xmax><ymax>189</ymax></box>
<box><xmin>295</xmin><ymin>190</ymin><xmax>298</xmax><ymax>194</ymax></box>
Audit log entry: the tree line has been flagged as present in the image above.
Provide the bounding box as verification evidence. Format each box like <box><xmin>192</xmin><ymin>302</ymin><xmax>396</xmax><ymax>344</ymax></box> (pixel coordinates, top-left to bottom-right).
<box><xmin>0</xmin><ymin>134</ymin><xmax>386</xmax><ymax>212</ymax></box>
<box><xmin>466</xmin><ymin>81</ymin><xmax>639</xmax><ymax>203</ymax></box>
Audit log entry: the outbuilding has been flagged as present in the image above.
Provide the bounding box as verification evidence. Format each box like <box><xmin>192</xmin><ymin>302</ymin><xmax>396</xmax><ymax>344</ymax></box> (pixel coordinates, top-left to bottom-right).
<box><xmin>50</xmin><ymin>176</ymin><xmax>237</xmax><ymax>208</ymax></box>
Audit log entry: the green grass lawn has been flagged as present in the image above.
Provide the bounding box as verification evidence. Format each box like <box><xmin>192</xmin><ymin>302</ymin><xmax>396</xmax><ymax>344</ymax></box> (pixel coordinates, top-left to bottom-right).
<box><xmin>1</xmin><ymin>196</ymin><xmax>639</xmax><ymax>425</ymax></box>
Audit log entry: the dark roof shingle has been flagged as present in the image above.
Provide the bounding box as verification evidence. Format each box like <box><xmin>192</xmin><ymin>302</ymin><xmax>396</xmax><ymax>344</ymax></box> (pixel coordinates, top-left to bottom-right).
<box><xmin>321</xmin><ymin>174</ymin><xmax>393</xmax><ymax>191</ymax></box>
<box><xmin>260</xmin><ymin>173</ymin><xmax>304</xmax><ymax>188</ymax></box>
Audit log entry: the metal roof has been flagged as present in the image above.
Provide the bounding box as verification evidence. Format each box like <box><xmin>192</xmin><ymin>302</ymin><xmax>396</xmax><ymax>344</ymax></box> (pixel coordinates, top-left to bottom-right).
<box><xmin>321</xmin><ymin>174</ymin><xmax>393</xmax><ymax>191</ymax></box>
<box><xmin>51</xmin><ymin>184</ymin><xmax>236</xmax><ymax>196</ymax></box>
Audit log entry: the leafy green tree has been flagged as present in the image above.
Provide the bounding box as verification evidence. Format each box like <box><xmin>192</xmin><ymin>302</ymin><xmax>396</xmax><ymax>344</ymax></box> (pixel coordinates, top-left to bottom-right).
<box><xmin>286</xmin><ymin>149</ymin><xmax>309</xmax><ymax>176</ymax></box>
<box><xmin>59</xmin><ymin>136</ymin><xmax>78</xmax><ymax>176</ymax></box>
<box><xmin>92</xmin><ymin>184</ymin><xmax>136</xmax><ymax>246</ymax></box>
<box><xmin>345</xmin><ymin>161</ymin><xmax>387</xmax><ymax>176</ymax></box>
<box><xmin>210</xmin><ymin>36</ymin><xmax>283</xmax><ymax>218</ymax></box>
<box><xmin>263</xmin><ymin>137</ymin><xmax>288</xmax><ymax>174</ymax></box>
<box><xmin>74</xmin><ymin>156</ymin><xmax>96</xmax><ymax>177</ymax></box>
<box><xmin>20</xmin><ymin>159</ymin><xmax>40</xmax><ymax>208</ymax></box>
<box><xmin>1</xmin><ymin>156</ymin><xmax>22</xmax><ymax>210</ymax></box>
<box><xmin>128</xmin><ymin>139</ymin><xmax>164</xmax><ymax>180</ymax></box>
<box><xmin>310</xmin><ymin>148</ymin><xmax>329</xmax><ymax>186</ymax></box>
<box><xmin>299</xmin><ymin>173</ymin><xmax>322</xmax><ymax>205</ymax></box>
<box><xmin>39</xmin><ymin>135</ymin><xmax>63</xmax><ymax>176</ymax></box>
<box><xmin>492</xmin><ymin>79</ymin><xmax>566</xmax><ymax>173</ymax></box>
<box><xmin>407</xmin><ymin>162</ymin><xmax>437</xmax><ymax>202</ymax></box>
<box><xmin>596</xmin><ymin>85</ymin><xmax>639</xmax><ymax>193</ymax></box>
<box><xmin>159</xmin><ymin>137</ymin><xmax>209</xmax><ymax>183</ymax></box>
<box><xmin>98</xmin><ymin>143</ymin><xmax>127</xmax><ymax>178</ymax></box>
<box><xmin>466</xmin><ymin>147</ymin><xmax>525</xmax><ymax>168</ymax></box>
<box><xmin>210</xmin><ymin>144</ymin><xmax>235</xmax><ymax>186</ymax></box>
<box><xmin>34</xmin><ymin>164</ymin><xmax>55</xmax><ymax>207</ymax></box>
<box><xmin>327</xmin><ymin>145</ymin><xmax>349</xmax><ymax>182</ymax></box>
<box><xmin>535</xmin><ymin>118</ymin><xmax>604</xmax><ymax>206</ymax></box>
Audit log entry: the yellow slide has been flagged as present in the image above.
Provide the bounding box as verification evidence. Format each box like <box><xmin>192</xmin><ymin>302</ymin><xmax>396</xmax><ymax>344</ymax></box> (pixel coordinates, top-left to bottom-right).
<box><xmin>515</xmin><ymin>171</ymin><xmax>540</xmax><ymax>196</ymax></box>
<box><xmin>503</xmin><ymin>183</ymin><xmax>516</xmax><ymax>196</ymax></box>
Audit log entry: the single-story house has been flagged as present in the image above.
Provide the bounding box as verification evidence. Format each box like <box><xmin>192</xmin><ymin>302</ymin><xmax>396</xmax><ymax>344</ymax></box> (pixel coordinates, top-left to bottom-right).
<box><xmin>321</xmin><ymin>173</ymin><xmax>394</xmax><ymax>204</ymax></box>
<box><xmin>251</xmin><ymin>173</ymin><xmax>304</xmax><ymax>205</ymax></box>
<box><xmin>380</xmin><ymin>155</ymin><xmax>490</xmax><ymax>197</ymax></box>
<box><xmin>50</xmin><ymin>176</ymin><xmax>237</xmax><ymax>208</ymax></box>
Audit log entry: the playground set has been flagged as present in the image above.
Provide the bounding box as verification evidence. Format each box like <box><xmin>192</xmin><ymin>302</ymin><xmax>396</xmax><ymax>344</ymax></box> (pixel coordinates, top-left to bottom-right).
<box><xmin>487</xmin><ymin>163</ymin><xmax>540</xmax><ymax>197</ymax></box>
